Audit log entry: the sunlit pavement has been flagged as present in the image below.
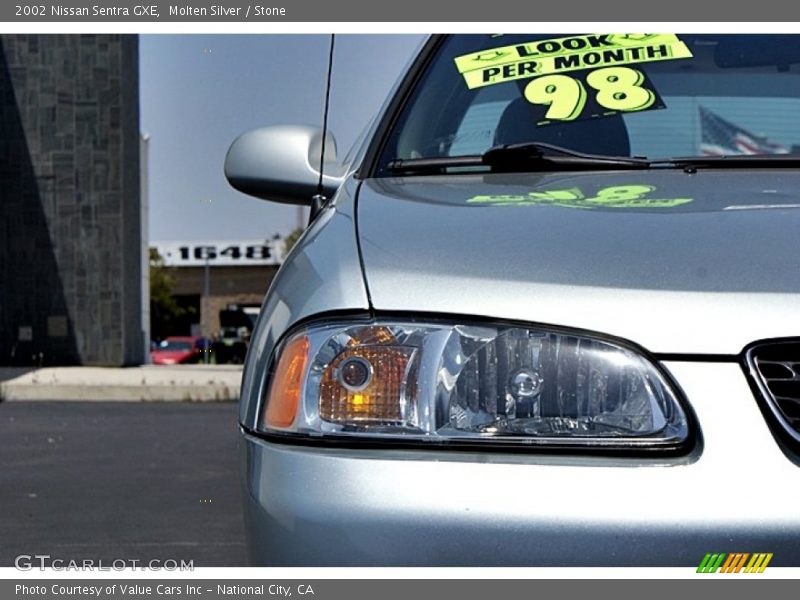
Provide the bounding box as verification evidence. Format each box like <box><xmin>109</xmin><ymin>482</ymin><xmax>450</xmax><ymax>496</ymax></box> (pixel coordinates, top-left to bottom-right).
<box><xmin>0</xmin><ymin>401</ymin><xmax>247</xmax><ymax>567</ymax></box>
<box><xmin>0</xmin><ymin>365</ymin><xmax>243</xmax><ymax>402</ymax></box>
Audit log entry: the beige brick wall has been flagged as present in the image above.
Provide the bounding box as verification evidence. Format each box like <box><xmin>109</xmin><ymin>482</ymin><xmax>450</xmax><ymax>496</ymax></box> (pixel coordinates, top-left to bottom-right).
<box><xmin>170</xmin><ymin>265</ymin><xmax>279</xmax><ymax>337</ymax></box>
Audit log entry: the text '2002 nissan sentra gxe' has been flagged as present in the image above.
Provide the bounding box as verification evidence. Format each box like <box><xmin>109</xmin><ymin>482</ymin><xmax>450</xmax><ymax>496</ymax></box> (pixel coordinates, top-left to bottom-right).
<box><xmin>224</xmin><ymin>34</ymin><xmax>800</xmax><ymax>566</ymax></box>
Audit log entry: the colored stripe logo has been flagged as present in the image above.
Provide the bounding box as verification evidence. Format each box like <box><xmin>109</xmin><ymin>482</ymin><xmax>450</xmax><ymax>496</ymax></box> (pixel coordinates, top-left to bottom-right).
<box><xmin>697</xmin><ymin>553</ymin><xmax>773</xmax><ymax>573</ymax></box>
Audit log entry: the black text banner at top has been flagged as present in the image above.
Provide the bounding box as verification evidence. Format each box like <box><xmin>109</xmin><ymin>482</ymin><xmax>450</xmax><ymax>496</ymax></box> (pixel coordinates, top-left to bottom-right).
<box><xmin>2</xmin><ymin>0</ymin><xmax>798</xmax><ymax>21</ymax></box>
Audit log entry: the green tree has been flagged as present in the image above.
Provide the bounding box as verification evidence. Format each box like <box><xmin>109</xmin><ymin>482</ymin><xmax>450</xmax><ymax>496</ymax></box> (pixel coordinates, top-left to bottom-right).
<box><xmin>283</xmin><ymin>227</ymin><xmax>304</xmax><ymax>257</ymax></box>
<box><xmin>149</xmin><ymin>248</ymin><xmax>187</xmax><ymax>340</ymax></box>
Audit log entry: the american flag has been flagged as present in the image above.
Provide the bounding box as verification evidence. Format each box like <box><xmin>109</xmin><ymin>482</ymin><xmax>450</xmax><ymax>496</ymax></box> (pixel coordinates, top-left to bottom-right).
<box><xmin>699</xmin><ymin>106</ymin><xmax>790</xmax><ymax>156</ymax></box>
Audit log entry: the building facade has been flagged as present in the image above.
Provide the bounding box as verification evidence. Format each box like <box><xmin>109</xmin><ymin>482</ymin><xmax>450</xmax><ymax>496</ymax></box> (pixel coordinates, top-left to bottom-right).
<box><xmin>0</xmin><ymin>35</ymin><xmax>143</xmax><ymax>366</ymax></box>
<box><xmin>150</xmin><ymin>239</ymin><xmax>282</xmax><ymax>341</ymax></box>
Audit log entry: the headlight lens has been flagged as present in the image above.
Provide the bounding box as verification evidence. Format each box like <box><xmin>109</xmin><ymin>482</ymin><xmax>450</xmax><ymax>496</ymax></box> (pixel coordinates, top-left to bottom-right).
<box><xmin>260</xmin><ymin>320</ymin><xmax>690</xmax><ymax>450</ymax></box>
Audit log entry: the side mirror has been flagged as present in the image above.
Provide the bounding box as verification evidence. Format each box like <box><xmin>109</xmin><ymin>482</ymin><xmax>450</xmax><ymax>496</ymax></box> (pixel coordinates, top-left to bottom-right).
<box><xmin>224</xmin><ymin>125</ymin><xmax>343</xmax><ymax>205</ymax></box>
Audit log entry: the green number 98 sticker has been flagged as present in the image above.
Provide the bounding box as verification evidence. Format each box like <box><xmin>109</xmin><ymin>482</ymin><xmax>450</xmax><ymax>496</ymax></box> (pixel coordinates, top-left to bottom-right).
<box><xmin>523</xmin><ymin>66</ymin><xmax>659</xmax><ymax>123</ymax></box>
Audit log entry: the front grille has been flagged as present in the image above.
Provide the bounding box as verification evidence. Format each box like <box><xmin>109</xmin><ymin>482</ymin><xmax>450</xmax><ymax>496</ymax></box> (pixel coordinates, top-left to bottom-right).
<box><xmin>747</xmin><ymin>341</ymin><xmax>800</xmax><ymax>441</ymax></box>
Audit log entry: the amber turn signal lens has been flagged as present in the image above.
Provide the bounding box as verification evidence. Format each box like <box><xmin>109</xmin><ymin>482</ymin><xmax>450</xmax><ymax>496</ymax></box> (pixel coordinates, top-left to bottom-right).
<box><xmin>319</xmin><ymin>345</ymin><xmax>416</xmax><ymax>424</ymax></box>
<box><xmin>264</xmin><ymin>335</ymin><xmax>309</xmax><ymax>428</ymax></box>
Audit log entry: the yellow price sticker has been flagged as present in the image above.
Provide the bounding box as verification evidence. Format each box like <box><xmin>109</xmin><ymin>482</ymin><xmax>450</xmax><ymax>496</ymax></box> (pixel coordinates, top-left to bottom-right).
<box><xmin>454</xmin><ymin>34</ymin><xmax>693</xmax><ymax>89</ymax></box>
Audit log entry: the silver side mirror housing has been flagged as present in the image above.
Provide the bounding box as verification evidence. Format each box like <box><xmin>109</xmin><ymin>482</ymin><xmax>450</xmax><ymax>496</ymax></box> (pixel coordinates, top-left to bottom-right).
<box><xmin>224</xmin><ymin>125</ymin><xmax>343</xmax><ymax>205</ymax></box>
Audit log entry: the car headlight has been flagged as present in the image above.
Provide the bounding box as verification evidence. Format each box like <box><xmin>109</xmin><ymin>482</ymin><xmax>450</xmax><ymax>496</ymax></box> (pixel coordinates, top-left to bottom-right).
<box><xmin>258</xmin><ymin>319</ymin><xmax>691</xmax><ymax>451</ymax></box>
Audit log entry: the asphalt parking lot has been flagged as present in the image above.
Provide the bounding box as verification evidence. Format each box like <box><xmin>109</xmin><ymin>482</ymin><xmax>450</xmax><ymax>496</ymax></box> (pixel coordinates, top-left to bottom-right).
<box><xmin>0</xmin><ymin>401</ymin><xmax>247</xmax><ymax>567</ymax></box>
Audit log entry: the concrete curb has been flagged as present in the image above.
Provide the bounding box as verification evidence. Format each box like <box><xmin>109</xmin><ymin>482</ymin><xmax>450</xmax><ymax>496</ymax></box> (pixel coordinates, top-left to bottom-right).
<box><xmin>0</xmin><ymin>365</ymin><xmax>243</xmax><ymax>402</ymax></box>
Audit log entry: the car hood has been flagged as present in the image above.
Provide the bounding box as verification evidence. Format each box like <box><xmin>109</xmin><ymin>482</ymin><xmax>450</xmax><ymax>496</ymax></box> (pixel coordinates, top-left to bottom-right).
<box><xmin>356</xmin><ymin>170</ymin><xmax>800</xmax><ymax>355</ymax></box>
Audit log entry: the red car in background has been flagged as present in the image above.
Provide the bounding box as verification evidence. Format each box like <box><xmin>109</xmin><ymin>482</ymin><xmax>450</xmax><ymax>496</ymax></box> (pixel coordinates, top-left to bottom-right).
<box><xmin>150</xmin><ymin>336</ymin><xmax>210</xmax><ymax>365</ymax></box>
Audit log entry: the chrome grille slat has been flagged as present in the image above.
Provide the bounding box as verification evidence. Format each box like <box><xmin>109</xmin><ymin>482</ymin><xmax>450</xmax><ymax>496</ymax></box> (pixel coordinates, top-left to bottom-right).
<box><xmin>748</xmin><ymin>341</ymin><xmax>800</xmax><ymax>442</ymax></box>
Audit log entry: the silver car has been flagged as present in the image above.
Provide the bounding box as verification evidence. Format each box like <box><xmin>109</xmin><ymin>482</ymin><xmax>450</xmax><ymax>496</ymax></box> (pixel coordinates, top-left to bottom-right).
<box><xmin>226</xmin><ymin>34</ymin><xmax>800</xmax><ymax>566</ymax></box>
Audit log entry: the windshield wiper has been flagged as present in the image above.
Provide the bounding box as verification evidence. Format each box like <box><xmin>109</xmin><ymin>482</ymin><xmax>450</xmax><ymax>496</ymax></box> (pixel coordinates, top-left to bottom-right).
<box><xmin>653</xmin><ymin>154</ymin><xmax>800</xmax><ymax>169</ymax></box>
<box><xmin>386</xmin><ymin>155</ymin><xmax>484</xmax><ymax>174</ymax></box>
<box><xmin>386</xmin><ymin>142</ymin><xmax>650</xmax><ymax>175</ymax></box>
<box><xmin>386</xmin><ymin>143</ymin><xmax>800</xmax><ymax>176</ymax></box>
<box><xmin>483</xmin><ymin>142</ymin><xmax>651</xmax><ymax>170</ymax></box>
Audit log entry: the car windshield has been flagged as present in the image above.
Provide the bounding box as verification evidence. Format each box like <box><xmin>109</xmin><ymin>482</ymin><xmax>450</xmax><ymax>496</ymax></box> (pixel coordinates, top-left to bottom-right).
<box><xmin>376</xmin><ymin>34</ymin><xmax>800</xmax><ymax>173</ymax></box>
<box><xmin>158</xmin><ymin>340</ymin><xmax>192</xmax><ymax>351</ymax></box>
